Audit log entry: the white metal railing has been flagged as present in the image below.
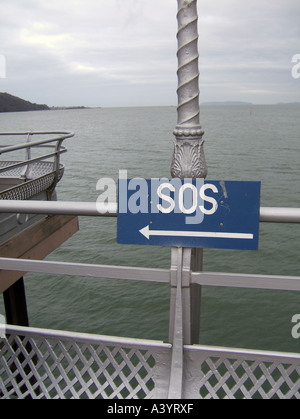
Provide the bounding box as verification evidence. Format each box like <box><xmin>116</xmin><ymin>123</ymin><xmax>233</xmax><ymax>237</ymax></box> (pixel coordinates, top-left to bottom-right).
<box><xmin>0</xmin><ymin>200</ymin><xmax>299</xmax><ymax>399</ymax></box>
<box><xmin>0</xmin><ymin>132</ymin><xmax>74</xmax><ymax>157</ymax></box>
<box><xmin>0</xmin><ymin>200</ymin><xmax>299</xmax><ymax>222</ymax></box>
<box><xmin>1</xmin><ymin>324</ymin><xmax>300</xmax><ymax>399</ymax></box>
<box><xmin>0</xmin><ymin>132</ymin><xmax>74</xmax><ymax>193</ymax></box>
<box><xmin>0</xmin><ymin>324</ymin><xmax>172</xmax><ymax>399</ymax></box>
<box><xmin>0</xmin><ymin>257</ymin><xmax>170</xmax><ymax>284</ymax></box>
<box><xmin>182</xmin><ymin>345</ymin><xmax>300</xmax><ymax>399</ymax></box>
<box><xmin>0</xmin><ymin>201</ymin><xmax>299</xmax><ymax>293</ymax></box>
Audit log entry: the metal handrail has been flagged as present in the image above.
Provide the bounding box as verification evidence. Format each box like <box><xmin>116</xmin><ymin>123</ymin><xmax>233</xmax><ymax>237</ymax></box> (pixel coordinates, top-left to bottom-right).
<box><xmin>0</xmin><ymin>200</ymin><xmax>298</xmax><ymax>293</ymax></box>
<box><xmin>0</xmin><ymin>131</ymin><xmax>74</xmax><ymax>183</ymax></box>
<box><xmin>0</xmin><ymin>200</ymin><xmax>299</xmax><ymax>223</ymax></box>
<box><xmin>260</xmin><ymin>207</ymin><xmax>300</xmax><ymax>223</ymax></box>
<box><xmin>0</xmin><ymin>149</ymin><xmax>67</xmax><ymax>174</ymax></box>
<box><xmin>0</xmin><ymin>131</ymin><xmax>74</xmax><ymax>153</ymax></box>
<box><xmin>0</xmin><ymin>257</ymin><xmax>170</xmax><ymax>284</ymax></box>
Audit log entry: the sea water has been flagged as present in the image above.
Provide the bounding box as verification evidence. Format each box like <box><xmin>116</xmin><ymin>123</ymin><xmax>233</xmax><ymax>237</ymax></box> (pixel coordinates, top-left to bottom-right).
<box><xmin>0</xmin><ymin>105</ymin><xmax>299</xmax><ymax>353</ymax></box>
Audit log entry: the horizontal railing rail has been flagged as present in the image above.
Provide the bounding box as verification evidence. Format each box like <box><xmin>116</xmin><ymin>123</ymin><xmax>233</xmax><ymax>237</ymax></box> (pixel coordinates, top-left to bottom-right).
<box><xmin>259</xmin><ymin>207</ymin><xmax>300</xmax><ymax>223</ymax></box>
<box><xmin>0</xmin><ymin>257</ymin><xmax>170</xmax><ymax>284</ymax></box>
<box><xmin>0</xmin><ymin>200</ymin><xmax>299</xmax><ymax>222</ymax></box>
<box><xmin>192</xmin><ymin>271</ymin><xmax>300</xmax><ymax>292</ymax></box>
<box><xmin>0</xmin><ymin>148</ymin><xmax>68</xmax><ymax>175</ymax></box>
<box><xmin>0</xmin><ymin>257</ymin><xmax>299</xmax><ymax>292</ymax></box>
<box><xmin>0</xmin><ymin>131</ymin><xmax>74</xmax><ymax>154</ymax></box>
<box><xmin>0</xmin><ymin>201</ymin><xmax>118</xmax><ymax>217</ymax></box>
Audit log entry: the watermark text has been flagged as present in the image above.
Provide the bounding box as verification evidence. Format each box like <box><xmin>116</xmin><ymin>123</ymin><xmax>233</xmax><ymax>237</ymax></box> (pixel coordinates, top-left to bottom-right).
<box><xmin>292</xmin><ymin>54</ymin><xmax>300</xmax><ymax>79</ymax></box>
<box><xmin>0</xmin><ymin>55</ymin><xmax>6</xmax><ymax>79</ymax></box>
<box><xmin>107</xmin><ymin>403</ymin><xmax>194</xmax><ymax>416</ymax></box>
<box><xmin>96</xmin><ymin>170</ymin><xmax>220</xmax><ymax>225</ymax></box>
<box><xmin>292</xmin><ymin>314</ymin><xmax>300</xmax><ymax>339</ymax></box>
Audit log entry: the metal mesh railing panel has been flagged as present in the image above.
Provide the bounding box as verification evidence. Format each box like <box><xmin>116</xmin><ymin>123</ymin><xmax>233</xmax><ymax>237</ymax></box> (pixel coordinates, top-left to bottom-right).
<box><xmin>183</xmin><ymin>346</ymin><xmax>300</xmax><ymax>399</ymax></box>
<box><xmin>0</xmin><ymin>168</ymin><xmax>64</xmax><ymax>200</ymax></box>
<box><xmin>0</xmin><ymin>326</ymin><xmax>171</xmax><ymax>399</ymax></box>
<box><xmin>0</xmin><ymin>161</ymin><xmax>54</xmax><ymax>178</ymax></box>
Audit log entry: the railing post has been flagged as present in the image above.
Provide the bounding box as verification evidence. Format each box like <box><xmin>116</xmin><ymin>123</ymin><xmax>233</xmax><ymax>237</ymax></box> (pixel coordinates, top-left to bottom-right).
<box><xmin>22</xmin><ymin>132</ymin><xmax>32</xmax><ymax>180</ymax></box>
<box><xmin>170</xmin><ymin>0</ymin><xmax>206</xmax><ymax>345</ymax></box>
<box><xmin>53</xmin><ymin>139</ymin><xmax>63</xmax><ymax>182</ymax></box>
<box><xmin>168</xmin><ymin>248</ymin><xmax>184</xmax><ymax>398</ymax></box>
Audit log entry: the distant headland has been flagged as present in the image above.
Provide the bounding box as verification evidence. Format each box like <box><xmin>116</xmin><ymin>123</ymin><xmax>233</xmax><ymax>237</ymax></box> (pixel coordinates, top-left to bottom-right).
<box><xmin>49</xmin><ymin>106</ymin><xmax>91</xmax><ymax>110</ymax></box>
<box><xmin>0</xmin><ymin>92</ymin><xmax>90</xmax><ymax>113</ymax></box>
<box><xmin>0</xmin><ymin>92</ymin><xmax>49</xmax><ymax>113</ymax></box>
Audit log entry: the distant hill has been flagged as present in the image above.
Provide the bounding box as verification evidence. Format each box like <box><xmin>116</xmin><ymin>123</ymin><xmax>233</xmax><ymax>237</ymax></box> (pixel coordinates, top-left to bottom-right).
<box><xmin>201</xmin><ymin>101</ymin><xmax>253</xmax><ymax>106</ymax></box>
<box><xmin>0</xmin><ymin>92</ymin><xmax>49</xmax><ymax>113</ymax></box>
<box><xmin>276</xmin><ymin>102</ymin><xmax>300</xmax><ymax>105</ymax></box>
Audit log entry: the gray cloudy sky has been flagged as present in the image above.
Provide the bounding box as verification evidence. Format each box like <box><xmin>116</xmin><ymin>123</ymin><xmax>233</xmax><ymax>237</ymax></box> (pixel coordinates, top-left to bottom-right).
<box><xmin>0</xmin><ymin>0</ymin><xmax>299</xmax><ymax>107</ymax></box>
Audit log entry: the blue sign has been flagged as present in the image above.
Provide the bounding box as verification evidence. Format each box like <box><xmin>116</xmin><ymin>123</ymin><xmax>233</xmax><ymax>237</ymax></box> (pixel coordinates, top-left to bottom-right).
<box><xmin>117</xmin><ymin>179</ymin><xmax>261</xmax><ymax>250</ymax></box>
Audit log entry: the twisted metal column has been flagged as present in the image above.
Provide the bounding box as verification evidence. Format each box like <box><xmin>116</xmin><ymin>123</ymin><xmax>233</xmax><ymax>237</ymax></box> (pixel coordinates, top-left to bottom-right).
<box><xmin>170</xmin><ymin>0</ymin><xmax>206</xmax><ymax>346</ymax></box>
<box><xmin>171</xmin><ymin>0</ymin><xmax>207</xmax><ymax>179</ymax></box>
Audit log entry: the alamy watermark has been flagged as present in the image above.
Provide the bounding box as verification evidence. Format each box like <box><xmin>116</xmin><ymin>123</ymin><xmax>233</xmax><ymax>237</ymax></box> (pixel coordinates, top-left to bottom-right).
<box><xmin>292</xmin><ymin>314</ymin><xmax>300</xmax><ymax>339</ymax></box>
<box><xmin>0</xmin><ymin>55</ymin><xmax>6</xmax><ymax>79</ymax></box>
<box><xmin>0</xmin><ymin>314</ymin><xmax>6</xmax><ymax>339</ymax></box>
<box><xmin>96</xmin><ymin>170</ymin><xmax>219</xmax><ymax>225</ymax></box>
<box><xmin>292</xmin><ymin>54</ymin><xmax>300</xmax><ymax>79</ymax></box>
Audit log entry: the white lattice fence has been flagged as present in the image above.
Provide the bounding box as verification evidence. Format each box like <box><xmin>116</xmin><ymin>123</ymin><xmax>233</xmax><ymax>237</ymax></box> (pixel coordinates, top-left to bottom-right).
<box><xmin>0</xmin><ymin>326</ymin><xmax>171</xmax><ymax>399</ymax></box>
<box><xmin>2</xmin><ymin>326</ymin><xmax>300</xmax><ymax>399</ymax></box>
<box><xmin>183</xmin><ymin>345</ymin><xmax>300</xmax><ymax>399</ymax></box>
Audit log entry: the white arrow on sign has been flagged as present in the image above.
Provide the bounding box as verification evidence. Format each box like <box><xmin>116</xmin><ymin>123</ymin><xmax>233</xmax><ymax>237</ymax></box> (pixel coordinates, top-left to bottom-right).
<box><xmin>139</xmin><ymin>225</ymin><xmax>254</xmax><ymax>241</ymax></box>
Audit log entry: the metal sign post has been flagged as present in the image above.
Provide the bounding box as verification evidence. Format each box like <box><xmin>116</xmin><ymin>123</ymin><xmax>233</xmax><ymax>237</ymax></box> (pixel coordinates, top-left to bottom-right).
<box><xmin>171</xmin><ymin>0</ymin><xmax>206</xmax><ymax>346</ymax></box>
